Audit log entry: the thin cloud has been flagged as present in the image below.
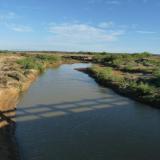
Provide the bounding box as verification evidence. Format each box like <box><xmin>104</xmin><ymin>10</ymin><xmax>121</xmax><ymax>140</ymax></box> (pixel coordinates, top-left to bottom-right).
<box><xmin>106</xmin><ymin>0</ymin><xmax>121</xmax><ymax>5</ymax></box>
<box><xmin>0</xmin><ymin>11</ymin><xmax>16</xmax><ymax>23</ymax></box>
<box><xmin>88</xmin><ymin>0</ymin><xmax>121</xmax><ymax>5</ymax></box>
<box><xmin>47</xmin><ymin>22</ymin><xmax>125</xmax><ymax>51</ymax></box>
<box><xmin>88</xmin><ymin>0</ymin><xmax>103</xmax><ymax>4</ymax></box>
<box><xmin>136</xmin><ymin>30</ymin><xmax>156</xmax><ymax>34</ymax></box>
<box><xmin>6</xmin><ymin>24</ymin><xmax>33</xmax><ymax>32</ymax></box>
<box><xmin>0</xmin><ymin>12</ymin><xmax>33</xmax><ymax>32</ymax></box>
<box><xmin>11</xmin><ymin>25</ymin><xmax>33</xmax><ymax>32</ymax></box>
<box><xmin>98</xmin><ymin>21</ymin><xmax>114</xmax><ymax>28</ymax></box>
<box><xmin>87</xmin><ymin>0</ymin><xmax>149</xmax><ymax>6</ymax></box>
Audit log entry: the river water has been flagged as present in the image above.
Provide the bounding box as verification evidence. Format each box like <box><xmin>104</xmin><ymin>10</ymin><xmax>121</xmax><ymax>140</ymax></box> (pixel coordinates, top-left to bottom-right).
<box><xmin>15</xmin><ymin>63</ymin><xmax>160</xmax><ymax>160</ymax></box>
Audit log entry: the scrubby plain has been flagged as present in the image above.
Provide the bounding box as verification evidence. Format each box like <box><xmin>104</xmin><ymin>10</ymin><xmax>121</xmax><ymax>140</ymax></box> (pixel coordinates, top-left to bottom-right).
<box><xmin>0</xmin><ymin>51</ymin><xmax>160</xmax><ymax>109</ymax></box>
<box><xmin>87</xmin><ymin>52</ymin><xmax>160</xmax><ymax>107</ymax></box>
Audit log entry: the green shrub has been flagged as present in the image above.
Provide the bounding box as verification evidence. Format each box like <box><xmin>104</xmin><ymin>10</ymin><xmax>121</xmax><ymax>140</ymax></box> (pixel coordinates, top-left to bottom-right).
<box><xmin>0</xmin><ymin>50</ymin><xmax>8</xmax><ymax>53</ymax></box>
<box><xmin>98</xmin><ymin>68</ymin><xmax>113</xmax><ymax>80</ymax></box>
<box><xmin>123</xmin><ymin>65</ymin><xmax>134</xmax><ymax>71</ymax></box>
<box><xmin>132</xmin><ymin>52</ymin><xmax>151</xmax><ymax>59</ymax></box>
<box><xmin>35</xmin><ymin>55</ymin><xmax>61</xmax><ymax>62</ymax></box>
<box><xmin>90</xmin><ymin>66</ymin><xmax>124</xmax><ymax>83</ymax></box>
<box><xmin>129</xmin><ymin>81</ymin><xmax>155</xmax><ymax>95</ymax></box>
<box><xmin>91</xmin><ymin>66</ymin><xmax>156</xmax><ymax>96</ymax></box>
<box><xmin>17</xmin><ymin>57</ymin><xmax>44</xmax><ymax>72</ymax></box>
<box><xmin>152</xmin><ymin>69</ymin><xmax>160</xmax><ymax>87</ymax></box>
<box><xmin>154</xmin><ymin>69</ymin><xmax>160</xmax><ymax>78</ymax></box>
<box><xmin>93</xmin><ymin>54</ymin><xmax>107</xmax><ymax>63</ymax></box>
<box><xmin>93</xmin><ymin>52</ymin><xmax>152</xmax><ymax>68</ymax></box>
<box><xmin>17</xmin><ymin>55</ymin><xmax>61</xmax><ymax>72</ymax></box>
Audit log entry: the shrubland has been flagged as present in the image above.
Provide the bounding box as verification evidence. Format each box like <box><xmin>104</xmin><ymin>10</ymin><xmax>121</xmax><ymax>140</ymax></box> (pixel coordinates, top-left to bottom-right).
<box><xmin>87</xmin><ymin>52</ymin><xmax>160</xmax><ymax>107</ymax></box>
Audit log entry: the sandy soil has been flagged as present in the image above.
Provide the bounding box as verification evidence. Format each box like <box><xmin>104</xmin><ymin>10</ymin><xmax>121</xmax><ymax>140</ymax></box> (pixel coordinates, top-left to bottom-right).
<box><xmin>0</xmin><ymin>55</ymin><xmax>39</xmax><ymax>160</ymax></box>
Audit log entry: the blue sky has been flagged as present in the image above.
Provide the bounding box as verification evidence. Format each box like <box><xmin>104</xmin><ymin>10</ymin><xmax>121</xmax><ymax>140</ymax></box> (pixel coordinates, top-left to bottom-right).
<box><xmin>0</xmin><ymin>0</ymin><xmax>160</xmax><ymax>53</ymax></box>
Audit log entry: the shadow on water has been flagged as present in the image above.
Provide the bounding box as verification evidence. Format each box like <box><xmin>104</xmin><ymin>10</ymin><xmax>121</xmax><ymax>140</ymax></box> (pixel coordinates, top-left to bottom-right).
<box><xmin>2</xmin><ymin>93</ymin><xmax>160</xmax><ymax>160</ymax></box>
<box><xmin>1</xmin><ymin>63</ymin><xmax>160</xmax><ymax>160</ymax></box>
<box><xmin>0</xmin><ymin>110</ymin><xmax>20</xmax><ymax>160</ymax></box>
<box><xmin>6</xmin><ymin>96</ymin><xmax>160</xmax><ymax>160</ymax></box>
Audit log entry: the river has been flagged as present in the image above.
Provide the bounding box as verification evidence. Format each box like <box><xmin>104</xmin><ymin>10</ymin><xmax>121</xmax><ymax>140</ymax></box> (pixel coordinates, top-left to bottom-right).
<box><xmin>15</xmin><ymin>63</ymin><xmax>160</xmax><ymax>160</ymax></box>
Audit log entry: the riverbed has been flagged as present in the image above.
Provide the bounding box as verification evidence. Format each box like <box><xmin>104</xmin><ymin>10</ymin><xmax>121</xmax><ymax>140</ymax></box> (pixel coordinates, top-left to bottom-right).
<box><xmin>15</xmin><ymin>63</ymin><xmax>160</xmax><ymax>160</ymax></box>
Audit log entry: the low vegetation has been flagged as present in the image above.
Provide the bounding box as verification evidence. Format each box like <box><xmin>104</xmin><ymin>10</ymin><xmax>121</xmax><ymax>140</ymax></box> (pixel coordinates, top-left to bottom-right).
<box><xmin>86</xmin><ymin>52</ymin><xmax>160</xmax><ymax>107</ymax></box>
<box><xmin>0</xmin><ymin>53</ymin><xmax>62</xmax><ymax>90</ymax></box>
<box><xmin>17</xmin><ymin>54</ymin><xmax>61</xmax><ymax>73</ymax></box>
<box><xmin>17</xmin><ymin>57</ymin><xmax>44</xmax><ymax>72</ymax></box>
<box><xmin>0</xmin><ymin>51</ymin><xmax>160</xmax><ymax>108</ymax></box>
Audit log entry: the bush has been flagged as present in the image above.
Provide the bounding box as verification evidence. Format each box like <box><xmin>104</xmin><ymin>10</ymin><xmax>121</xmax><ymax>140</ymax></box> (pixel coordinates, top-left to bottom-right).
<box><xmin>91</xmin><ymin>66</ymin><xmax>112</xmax><ymax>79</ymax></box>
<box><xmin>93</xmin><ymin>54</ymin><xmax>107</xmax><ymax>63</ymax></box>
<box><xmin>0</xmin><ymin>50</ymin><xmax>8</xmax><ymax>53</ymax></box>
<box><xmin>123</xmin><ymin>65</ymin><xmax>134</xmax><ymax>71</ymax></box>
<box><xmin>90</xmin><ymin>66</ymin><xmax>124</xmax><ymax>83</ymax></box>
<box><xmin>152</xmin><ymin>69</ymin><xmax>160</xmax><ymax>87</ymax></box>
<box><xmin>97</xmin><ymin>68</ymin><xmax>113</xmax><ymax>80</ymax></box>
<box><xmin>35</xmin><ymin>55</ymin><xmax>61</xmax><ymax>62</ymax></box>
<box><xmin>17</xmin><ymin>57</ymin><xmax>44</xmax><ymax>72</ymax></box>
<box><xmin>17</xmin><ymin>55</ymin><xmax>61</xmax><ymax>72</ymax></box>
<box><xmin>132</xmin><ymin>52</ymin><xmax>151</xmax><ymax>59</ymax></box>
<box><xmin>129</xmin><ymin>81</ymin><xmax>155</xmax><ymax>95</ymax></box>
<box><xmin>90</xmin><ymin>66</ymin><xmax>156</xmax><ymax>96</ymax></box>
<box><xmin>154</xmin><ymin>69</ymin><xmax>160</xmax><ymax>78</ymax></box>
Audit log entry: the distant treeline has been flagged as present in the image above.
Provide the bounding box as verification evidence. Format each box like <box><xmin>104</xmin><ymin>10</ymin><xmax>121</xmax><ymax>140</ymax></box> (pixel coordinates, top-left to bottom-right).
<box><xmin>0</xmin><ymin>50</ymin><xmax>158</xmax><ymax>56</ymax></box>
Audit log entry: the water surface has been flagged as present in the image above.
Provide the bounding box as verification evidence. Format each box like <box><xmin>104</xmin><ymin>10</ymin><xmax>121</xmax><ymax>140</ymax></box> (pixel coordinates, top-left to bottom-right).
<box><xmin>16</xmin><ymin>63</ymin><xmax>160</xmax><ymax>160</ymax></box>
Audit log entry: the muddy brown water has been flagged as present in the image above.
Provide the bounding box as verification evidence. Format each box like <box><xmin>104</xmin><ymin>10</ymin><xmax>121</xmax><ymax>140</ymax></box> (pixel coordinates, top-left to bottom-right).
<box><xmin>14</xmin><ymin>63</ymin><xmax>160</xmax><ymax>160</ymax></box>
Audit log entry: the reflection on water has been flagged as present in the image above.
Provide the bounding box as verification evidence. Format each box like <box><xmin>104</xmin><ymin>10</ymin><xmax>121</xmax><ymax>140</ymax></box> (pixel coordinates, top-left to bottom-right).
<box><xmin>14</xmin><ymin>96</ymin><xmax>124</xmax><ymax>122</ymax></box>
<box><xmin>15</xmin><ymin>63</ymin><xmax>160</xmax><ymax>160</ymax></box>
<box><xmin>0</xmin><ymin>107</ymin><xmax>20</xmax><ymax>160</ymax></box>
<box><xmin>0</xmin><ymin>115</ymin><xmax>19</xmax><ymax>160</ymax></box>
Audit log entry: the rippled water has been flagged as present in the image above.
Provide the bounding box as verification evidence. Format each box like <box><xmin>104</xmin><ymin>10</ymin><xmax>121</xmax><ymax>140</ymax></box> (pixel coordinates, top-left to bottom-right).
<box><xmin>15</xmin><ymin>63</ymin><xmax>160</xmax><ymax>160</ymax></box>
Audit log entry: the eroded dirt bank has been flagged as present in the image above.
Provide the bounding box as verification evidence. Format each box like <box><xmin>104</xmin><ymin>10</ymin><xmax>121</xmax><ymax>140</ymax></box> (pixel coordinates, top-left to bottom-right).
<box><xmin>0</xmin><ymin>53</ymin><xmax>83</xmax><ymax>127</ymax></box>
<box><xmin>0</xmin><ymin>55</ymin><xmax>27</xmax><ymax>160</ymax></box>
<box><xmin>0</xmin><ymin>54</ymin><xmax>63</xmax><ymax>160</ymax></box>
<box><xmin>76</xmin><ymin>67</ymin><xmax>160</xmax><ymax>108</ymax></box>
<box><xmin>0</xmin><ymin>54</ymin><xmax>66</xmax><ymax>126</ymax></box>
<box><xmin>0</xmin><ymin>55</ymin><xmax>39</xmax><ymax>126</ymax></box>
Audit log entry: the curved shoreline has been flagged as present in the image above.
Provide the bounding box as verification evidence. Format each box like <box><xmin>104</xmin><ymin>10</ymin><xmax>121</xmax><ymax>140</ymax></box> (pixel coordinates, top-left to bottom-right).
<box><xmin>0</xmin><ymin>63</ymin><xmax>63</xmax><ymax>126</ymax></box>
<box><xmin>0</xmin><ymin>57</ymin><xmax>79</xmax><ymax>160</ymax></box>
<box><xmin>0</xmin><ymin>56</ymin><xmax>159</xmax><ymax>160</ymax></box>
<box><xmin>76</xmin><ymin>68</ymin><xmax>160</xmax><ymax>109</ymax></box>
<box><xmin>0</xmin><ymin>58</ymin><xmax>63</xmax><ymax>160</ymax></box>
<box><xmin>0</xmin><ymin>70</ymin><xmax>39</xmax><ymax>160</ymax></box>
<box><xmin>0</xmin><ymin>70</ymin><xmax>38</xmax><ymax>112</ymax></box>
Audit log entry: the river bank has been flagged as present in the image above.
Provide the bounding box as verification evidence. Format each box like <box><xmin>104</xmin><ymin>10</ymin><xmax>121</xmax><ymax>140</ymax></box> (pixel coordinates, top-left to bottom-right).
<box><xmin>77</xmin><ymin>67</ymin><xmax>159</xmax><ymax>108</ymax></box>
<box><xmin>76</xmin><ymin>52</ymin><xmax>160</xmax><ymax>108</ymax></box>
<box><xmin>15</xmin><ymin>63</ymin><xmax>160</xmax><ymax>160</ymax></box>
<box><xmin>0</xmin><ymin>54</ymin><xmax>64</xmax><ymax>160</ymax></box>
<box><xmin>0</xmin><ymin>56</ymin><xmax>160</xmax><ymax>159</ymax></box>
<box><xmin>1</xmin><ymin>52</ymin><xmax>160</xmax><ymax>121</ymax></box>
<box><xmin>0</xmin><ymin>54</ymin><xmax>64</xmax><ymax>126</ymax></box>
<box><xmin>0</xmin><ymin>53</ymin><xmax>81</xmax><ymax>126</ymax></box>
